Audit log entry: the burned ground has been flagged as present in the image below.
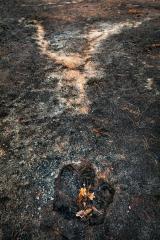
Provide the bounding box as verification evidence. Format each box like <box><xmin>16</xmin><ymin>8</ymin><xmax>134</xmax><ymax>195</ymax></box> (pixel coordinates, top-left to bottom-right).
<box><xmin>0</xmin><ymin>0</ymin><xmax>160</xmax><ymax>239</ymax></box>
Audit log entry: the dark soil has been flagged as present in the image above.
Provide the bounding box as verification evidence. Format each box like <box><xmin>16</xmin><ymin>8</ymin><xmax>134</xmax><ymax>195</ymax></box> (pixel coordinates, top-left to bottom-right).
<box><xmin>0</xmin><ymin>0</ymin><xmax>160</xmax><ymax>239</ymax></box>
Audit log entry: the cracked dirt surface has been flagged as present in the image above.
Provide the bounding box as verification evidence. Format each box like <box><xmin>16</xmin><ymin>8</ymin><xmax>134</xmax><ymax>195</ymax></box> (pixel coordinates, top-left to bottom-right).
<box><xmin>0</xmin><ymin>0</ymin><xmax>160</xmax><ymax>239</ymax></box>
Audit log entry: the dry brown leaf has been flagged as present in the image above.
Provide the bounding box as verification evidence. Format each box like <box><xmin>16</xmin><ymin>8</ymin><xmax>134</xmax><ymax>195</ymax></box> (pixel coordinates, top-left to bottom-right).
<box><xmin>77</xmin><ymin>187</ymin><xmax>95</xmax><ymax>203</ymax></box>
<box><xmin>87</xmin><ymin>191</ymin><xmax>95</xmax><ymax>201</ymax></box>
<box><xmin>77</xmin><ymin>186</ymin><xmax>96</xmax><ymax>218</ymax></box>
<box><xmin>76</xmin><ymin>208</ymin><xmax>93</xmax><ymax>218</ymax></box>
<box><xmin>76</xmin><ymin>210</ymin><xmax>85</xmax><ymax>218</ymax></box>
<box><xmin>79</xmin><ymin>187</ymin><xmax>87</xmax><ymax>197</ymax></box>
<box><xmin>77</xmin><ymin>187</ymin><xmax>87</xmax><ymax>204</ymax></box>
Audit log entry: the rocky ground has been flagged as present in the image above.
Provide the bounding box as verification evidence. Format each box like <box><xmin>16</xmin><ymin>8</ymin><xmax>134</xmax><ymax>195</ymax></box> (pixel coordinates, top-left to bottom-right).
<box><xmin>0</xmin><ymin>0</ymin><xmax>160</xmax><ymax>239</ymax></box>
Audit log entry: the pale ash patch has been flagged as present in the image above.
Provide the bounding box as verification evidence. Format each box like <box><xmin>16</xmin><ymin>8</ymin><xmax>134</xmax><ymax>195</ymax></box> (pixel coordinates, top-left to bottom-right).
<box><xmin>33</xmin><ymin>19</ymin><xmax>147</xmax><ymax>115</ymax></box>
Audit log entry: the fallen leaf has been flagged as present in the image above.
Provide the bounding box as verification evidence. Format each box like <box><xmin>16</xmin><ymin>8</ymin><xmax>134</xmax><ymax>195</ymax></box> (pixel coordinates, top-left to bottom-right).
<box><xmin>76</xmin><ymin>208</ymin><xmax>93</xmax><ymax>218</ymax></box>
<box><xmin>76</xmin><ymin>210</ymin><xmax>85</xmax><ymax>218</ymax></box>
<box><xmin>79</xmin><ymin>187</ymin><xmax>87</xmax><ymax>197</ymax></box>
<box><xmin>87</xmin><ymin>191</ymin><xmax>95</xmax><ymax>201</ymax></box>
<box><xmin>77</xmin><ymin>187</ymin><xmax>87</xmax><ymax>204</ymax></box>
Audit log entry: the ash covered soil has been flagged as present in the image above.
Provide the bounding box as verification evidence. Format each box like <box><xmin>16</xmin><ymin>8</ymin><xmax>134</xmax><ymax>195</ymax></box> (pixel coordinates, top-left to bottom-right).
<box><xmin>0</xmin><ymin>0</ymin><xmax>160</xmax><ymax>239</ymax></box>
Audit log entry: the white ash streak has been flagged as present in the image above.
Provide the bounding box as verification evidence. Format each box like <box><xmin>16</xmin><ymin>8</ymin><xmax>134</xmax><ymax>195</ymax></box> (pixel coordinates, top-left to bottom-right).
<box><xmin>33</xmin><ymin>18</ymin><xmax>149</xmax><ymax>115</ymax></box>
